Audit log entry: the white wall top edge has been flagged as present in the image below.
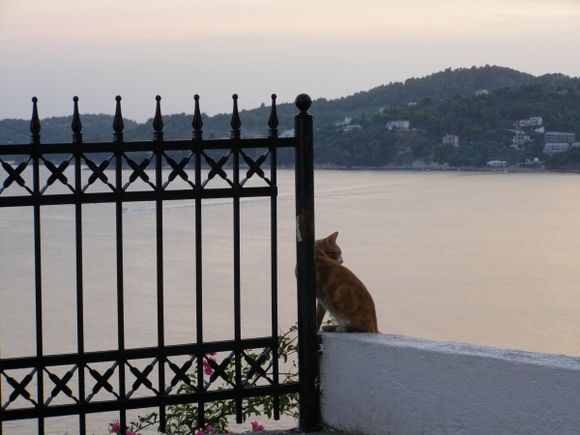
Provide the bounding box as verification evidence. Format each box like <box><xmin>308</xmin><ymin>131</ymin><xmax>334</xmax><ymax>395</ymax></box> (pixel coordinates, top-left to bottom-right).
<box><xmin>320</xmin><ymin>332</ymin><xmax>580</xmax><ymax>371</ymax></box>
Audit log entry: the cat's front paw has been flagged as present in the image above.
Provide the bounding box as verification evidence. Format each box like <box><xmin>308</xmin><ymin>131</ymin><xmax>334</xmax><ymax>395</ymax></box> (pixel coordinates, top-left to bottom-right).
<box><xmin>321</xmin><ymin>324</ymin><xmax>337</xmax><ymax>332</ymax></box>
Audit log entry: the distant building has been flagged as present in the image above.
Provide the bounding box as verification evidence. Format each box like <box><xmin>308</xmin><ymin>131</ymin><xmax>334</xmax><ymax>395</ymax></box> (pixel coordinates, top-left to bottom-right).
<box><xmin>474</xmin><ymin>89</ymin><xmax>489</xmax><ymax>96</ymax></box>
<box><xmin>543</xmin><ymin>131</ymin><xmax>576</xmax><ymax>154</ymax></box>
<box><xmin>543</xmin><ymin>143</ymin><xmax>572</xmax><ymax>155</ymax></box>
<box><xmin>511</xmin><ymin>130</ymin><xmax>531</xmax><ymax>150</ymax></box>
<box><xmin>442</xmin><ymin>134</ymin><xmax>460</xmax><ymax>147</ymax></box>
<box><xmin>385</xmin><ymin>120</ymin><xmax>410</xmax><ymax>131</ymax></box>
<box><xmin>334</xmin><ymin>116</ymin><xmax>352</xmax><ymax>127</ymax></box>
<box><xmin>280</xmin><ymin>129</ymin><xmax>294</xmax><ymax>138</ymax></box>
<box><xmin>544</xmin><ymin>131</ymin><xmax>575</xmax><ymax>144</ymax></box>
<box><xmin>487</xmin><ymin>160</ymin><xmax>508</xmax><ymax>167</ymax></box>
<box><xmin>343</xmin><ymin>124</ymin><xmax>362</xmax><ymax>132</ymax></box>
<box><xmin>407</xmin><ymin>101</ymin><xmax>418</xmax><ymax>107</ymax></box>
<box><xmin>513</xmin><ymin>116</ymin><xmax>543</xmax><ymax>128</ymax></box>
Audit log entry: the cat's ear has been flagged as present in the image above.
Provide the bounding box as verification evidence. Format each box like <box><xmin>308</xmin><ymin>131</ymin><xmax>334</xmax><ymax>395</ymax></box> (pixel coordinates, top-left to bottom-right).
<box><xmin>328</xmin><ymin>231</ymin><xmax>339</xmax><ymax>244</ymax></box>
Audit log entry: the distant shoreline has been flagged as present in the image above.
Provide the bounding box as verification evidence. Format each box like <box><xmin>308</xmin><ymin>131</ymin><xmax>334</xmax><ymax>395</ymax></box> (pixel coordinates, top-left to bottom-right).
<box><xmin>4</xmin><ymin>159</ymin><xmax>579</xmax><ymax>174</ymax></box>
<box><xmin>313</xmin><ymin>165</ymin><xmax>580</xmax><ymax>174</ymax></box>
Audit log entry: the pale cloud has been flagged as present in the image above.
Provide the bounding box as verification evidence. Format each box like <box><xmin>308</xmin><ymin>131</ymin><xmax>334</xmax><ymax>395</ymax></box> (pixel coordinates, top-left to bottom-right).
<box><xmin>0</xmin><ymin>0</ymin><xmax>579</xmax><ymax>121</ymax></box>
<box><xmin>3</xmin><ymin>0</ymin><xmax>578</xmax><ymax>41</ymax></box>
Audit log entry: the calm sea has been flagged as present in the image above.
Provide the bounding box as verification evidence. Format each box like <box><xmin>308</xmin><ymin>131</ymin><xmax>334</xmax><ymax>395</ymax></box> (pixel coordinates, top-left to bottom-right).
<box><xmin>2</xmin><ymin>169</ymin><xmax>580</xmax><ymax>433</ymax></box>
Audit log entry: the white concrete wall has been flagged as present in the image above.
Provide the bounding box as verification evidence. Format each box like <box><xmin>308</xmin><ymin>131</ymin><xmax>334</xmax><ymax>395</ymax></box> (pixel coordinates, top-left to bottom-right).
<box><xmin>319</xmin><ymin>333</ymin><xmax>580</xmax><ymax>435</ymax></box>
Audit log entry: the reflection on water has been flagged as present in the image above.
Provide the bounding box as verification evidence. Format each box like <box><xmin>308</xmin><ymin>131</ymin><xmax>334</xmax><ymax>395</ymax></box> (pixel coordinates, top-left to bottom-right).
<box><xmin>3</xmin><ymin>169</ymin><xmax>580</xmax><ymax>353</ymax></box>
<box><xmin>2</xmin><ymin>169</ymin><xmax>580</xmax><ymax>433</ymax></box>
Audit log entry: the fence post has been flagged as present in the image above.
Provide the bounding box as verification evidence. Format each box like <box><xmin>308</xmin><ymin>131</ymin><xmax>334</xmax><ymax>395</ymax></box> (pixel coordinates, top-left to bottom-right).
<box><xmin>294</xmin><ymin>93</ymin><xmax>321</xmax><ymax>431</ymax></box>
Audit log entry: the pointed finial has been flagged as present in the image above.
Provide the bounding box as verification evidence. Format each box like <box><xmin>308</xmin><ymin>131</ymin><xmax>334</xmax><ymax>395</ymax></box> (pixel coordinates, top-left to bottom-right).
<box><xmin>192</xmin><ymin>94</ymin><xmax>203</xmax><ymax>140</ymax></box>
<box><xmin>153</xmin><ymin>95</ymin><xmax>164</xmax><ymax>141</ymax></box>
<box><xmin>71</xmin><ymin>96</ymin><xmax>83</xmax><ymax>143</ymax></box>
<box><xmin>268</xmin><ymin>93</ymin><xmax>279</xmax><ymax>138</ymax></box>
<box><xmin>295</xmin><ymin>94</ymin><xmax>312</xmax><ymax>113</ymax></box>
<box><xmin>113</xmin><ymin>95</ymin><xmax>124</xmax><ymax>142</ymax></box>
<box><xmin>230</xmin><ymin>94</ymin><xmax>241</xmax><ymax>139</ymax></box>
<box><xmin>30</xmin><ymin>96</ymin><xmax>41</xmax><ymax>144</ymax></box>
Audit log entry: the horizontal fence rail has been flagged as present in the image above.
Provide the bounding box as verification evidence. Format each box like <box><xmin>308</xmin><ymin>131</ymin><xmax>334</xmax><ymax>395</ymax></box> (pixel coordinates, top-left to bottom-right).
<box><xmin>0</xmin><ymin>93</ymin><xmax>319</xmax><ymax>434</ymax></box>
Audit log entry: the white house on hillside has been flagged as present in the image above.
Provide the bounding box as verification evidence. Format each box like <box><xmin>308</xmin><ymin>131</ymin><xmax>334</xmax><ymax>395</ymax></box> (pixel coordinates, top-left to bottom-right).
<box><xmin>343</xmin><ymin>124</ymin><xmax>362</xmax><ymax>132</ymax></box>
<box><xmin>385</xmin><ymin>120</ymin><xmax>410</xmax><ymax>131</ymax></box>
<box><xmin>543</xmin><ymin>143</ymin><xmax>572</xmax><ymax>155</ymax></box>
<box><xmin>543</xmin><ymin>131</ymin><xmax>577</xmax><ymax>155</ymax></box>
<box><xmin>545</xmin><ymin>131</ymin><xmax>575</xmax><ymax>144</ymax></box>
<box><xmin>513</xmin><ymin>116</ymin><xmax>543</xmax><ymax>128</ymax></box>
<box><xmin>442</xmin><ymin>134</ymin><xmax>460</xmax><ymax>147</ymax></box>
<box><xmin>487</xmin><ymin>160</ymin><xmax>508</xmax><ymax>167</ymax></box>
<box><xmin>511</xmin><ymin>130</ymin><xmax>531</xmax><ymax>150</ymax></box>
<box><xmin>333</xmin><ymin>116</ymin><xmax>352</xmax><ymax>127</ymax></box>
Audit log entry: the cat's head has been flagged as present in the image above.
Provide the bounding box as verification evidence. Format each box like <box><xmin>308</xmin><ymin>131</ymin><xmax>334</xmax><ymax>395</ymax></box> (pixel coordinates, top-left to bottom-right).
<box><xmin>315</xmin><ymin>231</ymin><xmax>343</xmax><ymax>264</ymax></box>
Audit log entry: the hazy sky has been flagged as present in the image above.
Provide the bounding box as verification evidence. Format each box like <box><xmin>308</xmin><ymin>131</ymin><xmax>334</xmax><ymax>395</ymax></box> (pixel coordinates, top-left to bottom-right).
<box><xmin>1</xmin><ymin>0</ymin><xmax>579</xmax><ymax>122</ymax></box>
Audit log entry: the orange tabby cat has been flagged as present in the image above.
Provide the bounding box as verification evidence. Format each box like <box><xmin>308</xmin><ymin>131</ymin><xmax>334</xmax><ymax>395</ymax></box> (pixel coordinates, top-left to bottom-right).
<box><xmin>314</xmin><ymin>232</ymin><xmax>379</xmax><ymax>333</ymax></box>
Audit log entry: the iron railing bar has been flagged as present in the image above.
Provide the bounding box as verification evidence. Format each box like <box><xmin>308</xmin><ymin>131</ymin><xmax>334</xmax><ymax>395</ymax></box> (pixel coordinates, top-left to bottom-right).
<box><xmin>231</xmin><ymin>92</ymin><xmax>244</xmax><ymax>424</ymax></box>
<box><xmin>294</xmin><ymin>94</ymin><xmax>320</xmax><ymax>431</ymax></box>
<box><xmin>269</xmin><ymin>136</ymin><xmax>281</xmax><ymax>420</ymax></box>
<box><xmin>232</xmin><ymin>140</ymin><xmax>243</xmax><ymax>423</ymax></box>
<box><xmin>115</xmin><ymin>148</ymin><xmax>127</xmax><ymax>433</ymax></box>
<box><xmin>0</xmin><ymin>186</ymin><xmax>277</xmax><ymax>208</ymax></box>
<box><xmin>0</xmin><ymin>337</ymin><xmax>276</xmax><ymax>370</ymax></box>
<box><xmin>268</xmin><ymin>92</ymin><xmax>280</xmax><ymax>420</ymax></box>
<box><xmin>32</xmin><ymin>142</ymin><xmax>45</xmax><ymax>435</ymax></box>
<box><xmin>0</xmin><ymin>138</ymin><xmax>297</xmax><ymax>156</ymax></box>
<box><xmin>153</xmin><ymin>96</ymin><xmax>167</xmax><ymax>431</ymax></box>
<box><xmin>0</xmin><ymin>382</ymin><xmax>301</xmax><ymax>421</ymax></box>
<box><xmin>194</xmin><ymin>136</ymin><xmax>205</xmax><ymax>429</ymax></box>
<box><xmin>74</xmin><ymin>150</ymin><xmax>87</xmax><ymax>435</ymax></box>
<box><xmin>155</xmin><ymin>144</ymin><xmax>167</xmax><ymax>432</ymax></box>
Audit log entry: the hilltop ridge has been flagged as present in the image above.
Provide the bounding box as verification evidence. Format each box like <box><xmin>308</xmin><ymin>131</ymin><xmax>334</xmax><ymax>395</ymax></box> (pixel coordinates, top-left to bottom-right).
<box><xmin>2</xmin><ymin>66</ymin><xmax>579</xmax><ymax>168</ymax></box>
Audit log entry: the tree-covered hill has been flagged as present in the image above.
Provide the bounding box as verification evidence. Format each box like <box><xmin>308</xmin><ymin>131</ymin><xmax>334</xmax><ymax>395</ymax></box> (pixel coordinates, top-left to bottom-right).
<box><xmin>312</xmin><ymin>65</ymin><xmax>534</xmax><ymax>116</ymax></box>
<box><xmin>317</xmin><ymin>73</ymin><xmax>580</xmax><ymax>168</ymax></box>
<box><xmin>0</xmin><ymin>65</ymin><xmax>535</xmax><ymax>143</ymax></box>
<box><xmin>2</xmin><ymin>65</ymin><xmax>579</xmax><ymax>169</ymax></box>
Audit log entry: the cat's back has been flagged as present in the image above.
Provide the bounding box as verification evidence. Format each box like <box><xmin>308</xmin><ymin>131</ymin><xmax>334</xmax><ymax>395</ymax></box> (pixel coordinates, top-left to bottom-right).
<box><xmin>316</xmin><ymin>255</ymin><xmax>379</xmax><ymax>333</ymax></box>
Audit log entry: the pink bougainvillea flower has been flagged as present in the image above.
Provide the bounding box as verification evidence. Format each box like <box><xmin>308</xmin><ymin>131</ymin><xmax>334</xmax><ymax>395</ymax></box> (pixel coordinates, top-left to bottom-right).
<box><xmin>203</xmin><ymin>358</ymin><xmax>215</xmax><ymax>376</ymax></box>
<box><xmin>109</xmin><ymin>421</ymin><xmax>121</xmax><ymax>433</ymax></box>
<box><xmin>208</xmin><ymin>351</ymin><xmax>217</xmax><ymax>356</ymax></box>
<box><xmin>251</xmin><ymin>420</ymin><xmax>265</xmax><ymax>431</ymax></box>
<box><xmin>195</xmin><ymin>423</ymin><xmax>215</xmax><ymax>434</ymax></box>
<box><xmin>109</xmin><ymin>420</ymin><xmax>139</xmax><ymax>435</ymax></box>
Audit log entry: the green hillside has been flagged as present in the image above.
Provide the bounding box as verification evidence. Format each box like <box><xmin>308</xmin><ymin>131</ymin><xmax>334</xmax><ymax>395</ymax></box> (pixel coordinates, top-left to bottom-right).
<box><xmin>317</xmin><ymin>73</ymin><xmax>580</xmax><ymax>168</ymax></box>
<box><xmin>2</xmin><ymin>66</ymin><xmax>579</xmax><ymax>169</ymax></box>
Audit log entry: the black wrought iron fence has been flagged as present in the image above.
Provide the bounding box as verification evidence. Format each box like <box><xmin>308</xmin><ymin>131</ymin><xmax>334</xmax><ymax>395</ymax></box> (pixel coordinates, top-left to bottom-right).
<box><xmin>0</xmin><ymin>93</ymin><xmax>319</xmax><ymax>434</ymax></box>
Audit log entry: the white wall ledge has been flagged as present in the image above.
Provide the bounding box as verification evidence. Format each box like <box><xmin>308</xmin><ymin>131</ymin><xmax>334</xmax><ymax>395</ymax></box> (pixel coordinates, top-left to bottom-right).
<box><xmin>319</xmin><ymin>333</ymin><xmax>580</xmax><ymax>435</ymax></box>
